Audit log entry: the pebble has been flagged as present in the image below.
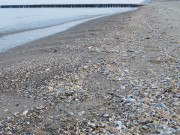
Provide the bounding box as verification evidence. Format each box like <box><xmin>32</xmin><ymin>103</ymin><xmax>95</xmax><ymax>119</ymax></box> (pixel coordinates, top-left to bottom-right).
<box><xmin>88</xmin><ymin>123</ymin><xmax>96</xmax><ymax>129</ymax></box>
<box><xmin>114</xmin><ymin>121</ymin><xmax>122</xmax><ymax>131</ymax></box>
<box><xmin>83</xmin><ymin>66</ymin><xmax>88</xmax><ymax>70</ymax></box>
<box><xmin>69</xmin><ymin>112</ymin><xmax>74</xmax><ymax>116</ymax></box>
<box><xmin>120</xmin><ymin>85</ymin><xmax>126</xmax><ymax>90</ymax></box>
<box><xmin>126</xmin><ymin>98</ymin><xmax>136</xmax><ymax>102</ymax></box>
<box><xmin>170</xmin><ymin>128</ymin><xmax>176</xmax><ymax>133</ymax></box>
<box><xmin>156</xmin><ymin>102</ymin><xmax>167</xmax><ymax>108</ymax></box>
<box><xmin>103</xmin><ymin>113</ymin><xmax>109</xmax><ymax>118</ymax></box>
<box><xmin>22</xmin><ymin>110</ymin><xmax>28</xmax><ymax>115</ymax></box>
<box><xmin>142</xmin><ymin>125</ymin><xmax>149</xmax><ymax>130</ymax></box>
<box><xmin>7</xmin><ymin>131</ymin><xmax>12</xmax><ymax>135</ymax></box>
<box><xmin>113</xmin><ymin>120</ymin><xmax>122</xmax><ymax>126</ymax></box>
<box><xmin>78</xmin><ymin>111</ymin><xmax>85</xmax><ymax>116</ymax></box>
<box><xmin>4</xmin><ymin>109</ymin><xmax>8</xmax><ymax>112</ymax></box>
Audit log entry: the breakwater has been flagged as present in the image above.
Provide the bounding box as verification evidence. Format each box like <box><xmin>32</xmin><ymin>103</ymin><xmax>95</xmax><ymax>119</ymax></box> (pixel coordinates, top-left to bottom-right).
<box><xmin>0</xmin><ymin>4</ymin><xmax>142</xmax><ymax>8</ymax></box>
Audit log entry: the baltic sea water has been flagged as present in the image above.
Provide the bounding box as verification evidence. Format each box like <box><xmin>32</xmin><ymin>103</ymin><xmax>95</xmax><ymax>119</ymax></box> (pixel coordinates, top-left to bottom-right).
<box><xmin>0</xmin><ymin>8</ymin><xmax>135</xmax><ymax>52</ymax></box>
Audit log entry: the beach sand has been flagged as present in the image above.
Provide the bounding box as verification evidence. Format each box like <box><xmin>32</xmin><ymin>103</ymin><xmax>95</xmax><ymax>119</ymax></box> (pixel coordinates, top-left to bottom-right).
<box><xmin>0</xmin><ymin>1</ymin><xmax>179</xmax><ymax>134</ymax></box>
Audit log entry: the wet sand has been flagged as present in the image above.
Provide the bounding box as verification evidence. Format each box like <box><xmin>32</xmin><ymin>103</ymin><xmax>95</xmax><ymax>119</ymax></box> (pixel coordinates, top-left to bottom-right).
<box><xmin>0</xmin><ymin>1</ymin><xmax>179</xmax><ymax>134</ymax></box>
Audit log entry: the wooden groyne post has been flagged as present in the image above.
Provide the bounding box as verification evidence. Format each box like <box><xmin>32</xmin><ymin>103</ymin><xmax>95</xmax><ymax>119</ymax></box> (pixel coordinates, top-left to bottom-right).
<box><xmin>0</xmin><ymin>4</ymin><xmax>143</xmax><ymax>8</ymax></box>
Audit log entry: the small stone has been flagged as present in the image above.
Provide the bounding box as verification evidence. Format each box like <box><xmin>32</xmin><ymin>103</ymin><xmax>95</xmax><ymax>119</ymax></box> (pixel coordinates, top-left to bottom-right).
<box><xmin>5</xmin><ymin>126</ymin><xmax>10</xmax><ymax>131</ymax></box>
<box><xmin>124</xmin><ymin>69</ymin><xmax>129</xmax><ymax>73</ymax></box>
<box><xmin>87</xmin><ymin>128</ymin><xmax>93</xmax><ymax>133</ymax></box>
<box><xmin>114</xmin><ymin>120</ymin><xmax>121</xmax><ymax>126</ymax></box>
<box><xmin>142</xmin><ymin>125</ymin><xmax>149</xmax><ymax>130</ymax></box>
<box><xmin>22</xmin><ymin>110</ymin><xmax>28</xmax><ymax>115</ymax></box>
<box><xmin>65</xmin><ymin>90</ymin><xmax>76</xmax><ymax>96</ymax></box>
<box><xmin>120</xmin><ymin>85</ymin><xmax>125</xmax><ymax>90</ymax></box>
<box><xmin>109</xmin><ymin>118</ymin><xmax>113</xmax><ymax>122</ymax></box>
<box><xmin>174</xmin><ymin>126</ymin><xmax>180</xmax><ymax>129</ymax></box>
<box><xmin>45</xmin><ymin>68</ymin><xmax>50</xmax><ymax>72</ymax></box>
<box><xmin>88</xmin><ymin>122</ymin><xmax>96</xmax><ymax>129</ymax></box>
<box><xmin>114</xmin><ymin>120</ymin><xmax>122</xmax><ymax>130</ymax></box>
<box><xmin>127</xmin><ymin>94</ymin><xmax>132</xmax><ymax>98</ymax></box>
<box><xmin>96</xmin><ymin>82</ymin><xmax>100</xmax><ymax>85</ymax></box>
<box><xmin>108</xmin><ymin>127</ymin><xmax>116</xmax><ymax>133</ymax></box>
<box><xmin>48</xmin><ymin>86</ymin><xmax>53</xmax><ymax>91</ymax></box>
<box><xmin>170</xmin><ymin>128</ymin><xmax>176</xmax><ymax>133</ymax></box>
<box><xmin>7</xmin><ymin>131</ymin><xmax>12</xmax><ymax>135</ymax></box>
<box><xmin>83</xmin><ymin>66</ymin><xmax>88</xmax><ymax>70</ymax></box>
<box><xmin>115</xmin><ymin>77</ymin><xmax>123</xmax><ymax>81</ymax></box>
<box><xmin>151</xmin><ymin>84</ymin><xmax>157</xmax><ymax>89</ymax></box>
<box><xmin>78</xmin><ymin>111</ymin><xmax>85</xmax><ymax>116</ymax></box>
<box><xmin>4</xmin><ymin>109</ymin><xmax>8</xmax><ymax>112</ymax></box>
<box><xmin>103</xmin><ymin>113</ymin><xmax>109</xmax><ymax>118</ymax></box>
<box><xmin>116</xmin><ymin>126</ymin><xmax>121</xmax><ymax>130</ymax></box>
<box><xmin>99</xmin><ymin>128</ymin><xmax>106</xmax><ymax>133</ymax></box>
<box><xmin>156</xmin><ymin>103</ymin><xmax>167</xmax><ymax>108</ymax></box>
<box><xmin>173</xmin><ymin>101</ymin><xmax>180</xmax><ymax>106</ymax></box>
<box><xmin>69</xmin><ymin>112</ymin><xmax>74</xmax><ymax>116</ymax></box>
<box><xmin>126</xmin><ymin>98</ymin><xmax>136</xmax><ymax>102</ymax></box>
<box><xmin>103</xmin><ymin>71</ymin><xmax>110</xmax><ymax>75</ymax></box>
<box><xmin>171</xmin><ymin>114</ymin><xmax>179</xmax><ymax>119</ymax></box>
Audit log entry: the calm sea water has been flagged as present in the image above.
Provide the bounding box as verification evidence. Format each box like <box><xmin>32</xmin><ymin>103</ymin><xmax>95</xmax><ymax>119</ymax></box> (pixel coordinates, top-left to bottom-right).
<box><xmin>0</xmin><ymin>8</ymin><xmax>135</xmax><ymax>52</ymax></box>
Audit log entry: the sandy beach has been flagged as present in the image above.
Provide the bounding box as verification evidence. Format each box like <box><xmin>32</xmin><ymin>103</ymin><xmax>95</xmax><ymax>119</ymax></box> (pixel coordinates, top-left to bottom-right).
<box><xmin>0</xmin><ymin>1</ymin><xmax>179</xmax><ymax>134</ymax></box>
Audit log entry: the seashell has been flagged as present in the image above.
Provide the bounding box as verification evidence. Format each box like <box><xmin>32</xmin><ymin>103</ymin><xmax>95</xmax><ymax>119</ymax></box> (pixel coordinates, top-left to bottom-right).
<box><xmin>69</xmin><ymin>112</ymin><xmax>74</xmax><ymax>116</ymax></box>
<box><xmin>78</xmin><ymin>111</ymin><xmax>85</xmax><ymax>116</ymax></box>
<box><xmin>142</xmin><ymin>125</ymin><xmax>149</xmax><ymax>130</ymax></box>
<box><xmin>151</xmin><ymin>84</ymin><xmax>157</xmax><ymax>89</ymax></box>
<box><xmin>88</xmin><ymin>122</ymin><xmax>96</xmax><ymax>129</ymax></box>
<box><xmin>155</xmin><ymin>102</ymin><xmax>167</xmax><ymax>108</ymax></box>
<box><xmin>48</xmin><ymin>86</ymin><xmax>53</xmax><ymax>92</ymax></box>
<box><xmin>120</xmin><ymin>85</ymin><xmax>125</xmax><ymax>90</ymax></box>
<box><xmin>4</xmin><ymin>109</ymin><xmax>8</xmax><ymax>112</ymax></box>
<box><xmin>65</xmin><ymin>90</ymin><xmax>76</xmax><ymax>96</ymax></box>
<box><xmin>116</xmin><ymin>126</ymin><xmax>121</xmax><ymax>130</ymax></box>
<box><xmin>99</xmin><ymin>128</ymin><xmax>106</xmax><ymax>133</ymax></box>
<box><xmin>87</xmin><ymin>128</ymin><xmax>93</xmax><ymax>133</ymax></box>
<box><xmin>115</xmin><ymin>77</ymin><xmax>123</xmax><ymax>81</ymax></box>
<box><xmin>7</xmin><ymin>131</ymin><xmax>12</xmax><ymax>135</ymax></box>
<box><xmin>103</xmin><ymin>71</ymin><xmax>110</xmax><ymax>75</ymax></box>
<box><xmin>45</xmin><ymin>68</ymin><xmax>50</xmax><ymax>72</ymax></box>
<box><xmin>171</xmin><ymin>114</ymin><xmax>179</xmax><ymax>119</ymax></box>
<box><xmin>83</xmin><ymin>66</ymin><xmax>88</xmax><ymax>70</ymax></box>
<box><xmin>14</xmin><ymin>112</ymin><xmax>19</xmax><ymax>117</ymax></box>
<box><xmin>103</xmin><ymin>113</ymin><xmax>109</xmax><ymax>118</ymax></box>
<box><xmin>22</xmin><ymin>110</ymin><xmax>28</xmax><ymax>115</ymax></box>
<box><xmin>108</xmin><ymin>126</ymin><xmax>116</xmax><ymax>132</ymax></box>
<box><xmin>126</xmin><ymin>98</ymin><xmax>136</xmax><ymax>102</ymax></box>
<box><xmin>114</xmin><ymin>120</ymin><xmax>122</xmax><ymax>126</ymax></box>
<box><xmin>170</xmin><ymin>128</ymin><xmax>176</xmax><ymax>133</ymax></box>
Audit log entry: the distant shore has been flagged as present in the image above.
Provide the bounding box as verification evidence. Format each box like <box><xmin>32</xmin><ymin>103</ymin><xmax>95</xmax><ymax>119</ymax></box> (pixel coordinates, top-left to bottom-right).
<box><xmin>0</xmin><ymin>1</ymin><xmax>179</xmax><ymax>134</ymax></box>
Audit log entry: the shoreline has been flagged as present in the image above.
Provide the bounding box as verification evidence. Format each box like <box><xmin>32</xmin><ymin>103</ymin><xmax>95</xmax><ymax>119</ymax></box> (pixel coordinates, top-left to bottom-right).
<box><xmin>0</xmin><ymin>15</ymin><xmax>106</xmax><ymax>53</ymax></box>
<box><xmin>0</xmin><ymin>1</ymin><xmax>179</xmax><ymax>134</ymax></box>
<box><xmin>0</xmin><ymin>8</ymin><xmax>134</xmax><ymax>53</ymax></box>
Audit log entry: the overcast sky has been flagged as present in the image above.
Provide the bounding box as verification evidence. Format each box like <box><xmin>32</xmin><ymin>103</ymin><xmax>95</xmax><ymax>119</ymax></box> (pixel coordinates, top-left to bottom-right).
<box><xmin>0</xmin><ymin>0</ymin><xmax>145</xmax><ymax>5</ymax></box>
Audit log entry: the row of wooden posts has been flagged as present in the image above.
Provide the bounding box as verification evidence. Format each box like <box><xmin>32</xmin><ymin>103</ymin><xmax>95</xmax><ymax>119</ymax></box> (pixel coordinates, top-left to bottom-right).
<box><xmin>0</xmin><ymin>4</ymin><xmax>143</xmax><ymax>8</ymax></box>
